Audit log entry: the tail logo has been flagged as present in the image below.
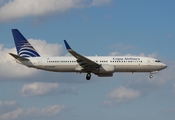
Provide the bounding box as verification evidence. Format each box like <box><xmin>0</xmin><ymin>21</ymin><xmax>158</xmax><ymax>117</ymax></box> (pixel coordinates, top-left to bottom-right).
<box><xmin>18</xmin><ymin>41</ymin><xmax>40</xmax><ymax>58</ymax></box>
<box><xmin>12</xmin><ymin>29</ymin><xmax>40</xmax><ymax>58</ymax></box>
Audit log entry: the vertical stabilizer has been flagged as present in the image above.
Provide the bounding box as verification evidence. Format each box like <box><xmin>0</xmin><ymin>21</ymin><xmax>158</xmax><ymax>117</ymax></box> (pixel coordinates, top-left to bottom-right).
<box><xmin>11</xmin><ymin>29</ymin><xmax>40</xmax><ymax>58</ymax></box>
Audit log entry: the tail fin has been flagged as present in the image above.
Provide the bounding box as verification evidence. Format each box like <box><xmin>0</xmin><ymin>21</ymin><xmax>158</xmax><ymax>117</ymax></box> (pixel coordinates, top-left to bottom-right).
<box><xmin>11</xmin><ymin>29</ymin><xmax>40</xmax><ymax>58</ymax></box>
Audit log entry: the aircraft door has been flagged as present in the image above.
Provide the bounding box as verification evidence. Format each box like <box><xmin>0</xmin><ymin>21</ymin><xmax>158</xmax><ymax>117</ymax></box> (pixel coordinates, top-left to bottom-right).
<box><xmin>37</xmin><ymin>58</ymin><xmax>42</xmax><ymax>67</ymax></box>
<box><xmin>147</xmin><ymin>59</ymin><xmax>151</xmax><ymax>66</ymax></box>
<box><xmin>39</xmin><ymin>59</ymin><xmax>42</xmax><ymax>65</ymax></box>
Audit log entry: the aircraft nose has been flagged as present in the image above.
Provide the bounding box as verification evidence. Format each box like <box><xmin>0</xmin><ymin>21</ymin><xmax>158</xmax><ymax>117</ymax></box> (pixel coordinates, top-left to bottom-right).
<box><xmin>162</xmin><ymin>63</ymin><xmax>167</xmax><ymax>69</ymax></box>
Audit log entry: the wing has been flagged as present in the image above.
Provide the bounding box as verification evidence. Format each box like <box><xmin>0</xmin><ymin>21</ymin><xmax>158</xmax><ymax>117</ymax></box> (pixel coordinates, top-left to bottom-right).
<box><xmin>64</xmin><ymin>40</ymin><xmax>100</xmax><ymax>71</ymax></box>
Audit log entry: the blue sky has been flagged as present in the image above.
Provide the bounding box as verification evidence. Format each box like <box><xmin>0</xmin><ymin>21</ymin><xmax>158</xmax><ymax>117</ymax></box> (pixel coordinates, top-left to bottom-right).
<box><xmin>0</xmin><ymin>0</ymin><xmax>175</xmax><ymax>120</ymax></box>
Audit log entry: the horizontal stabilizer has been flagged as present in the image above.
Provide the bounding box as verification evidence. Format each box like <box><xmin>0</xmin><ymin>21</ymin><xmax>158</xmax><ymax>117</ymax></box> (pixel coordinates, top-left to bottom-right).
<box><xmin>9</xmin><ymin>53</ymin><xmax>29</xmax><ymax>61</ymax></box>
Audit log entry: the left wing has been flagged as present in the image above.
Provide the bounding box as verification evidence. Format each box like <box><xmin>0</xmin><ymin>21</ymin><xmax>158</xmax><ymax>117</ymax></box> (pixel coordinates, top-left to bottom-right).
<box><xmin>64</xmin><ymin>40</ymin><xmax>100</xmax><ymax>71</ymax></box>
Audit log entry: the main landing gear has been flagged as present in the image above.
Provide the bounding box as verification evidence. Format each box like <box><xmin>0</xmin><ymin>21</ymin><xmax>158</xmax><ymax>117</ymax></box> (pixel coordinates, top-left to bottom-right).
<box><xmin>86</xmin><ymin>73</ymin><xmax>91</xmax><ymax>80</ymax></box>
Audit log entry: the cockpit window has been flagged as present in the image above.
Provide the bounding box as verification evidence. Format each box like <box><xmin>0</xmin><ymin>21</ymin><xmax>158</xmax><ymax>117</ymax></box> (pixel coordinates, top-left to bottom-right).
<box><xmin>155</xmin><ymin>60</ymin><xmax>161</xmax><ymax>62</ymax></box>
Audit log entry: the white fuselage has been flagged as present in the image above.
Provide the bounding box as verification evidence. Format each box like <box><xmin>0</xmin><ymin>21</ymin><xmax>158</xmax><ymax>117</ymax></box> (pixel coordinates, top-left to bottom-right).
<box><xmin>17</xmin><ymin>56</ymin><xmax>167</xmax><ymax>75</ymax></box>
<box><xmin>10</xmin><ymin>29</ymin><xmax>167</xmax><ymax>80</ymax></box>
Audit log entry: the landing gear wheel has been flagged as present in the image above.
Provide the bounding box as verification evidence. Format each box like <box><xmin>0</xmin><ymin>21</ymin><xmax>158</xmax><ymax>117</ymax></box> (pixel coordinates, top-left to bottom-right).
<box><xmin>149</xmin><ymin>75</ymin><xmax>153</xmax><ymax>78</ymax></box>
<box><xmin>86</xmin><ymin>73</ymin><xmax>91</xmax><ymax>80</ymax></box>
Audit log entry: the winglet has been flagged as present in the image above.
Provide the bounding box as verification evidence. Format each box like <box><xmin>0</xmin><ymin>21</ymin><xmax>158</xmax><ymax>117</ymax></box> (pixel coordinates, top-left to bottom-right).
<box><xmin>64</xmin><ymin>40</ymin><xmax>71</xmax><ymax>50</ymax></box>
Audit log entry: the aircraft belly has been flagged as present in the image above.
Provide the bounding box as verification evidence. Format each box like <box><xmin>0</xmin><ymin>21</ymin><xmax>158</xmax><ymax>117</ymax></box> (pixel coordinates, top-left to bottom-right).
<box><xmin>114</xmin><ymin>65</ymin><xmax>161</xmax><ymax>72</ymax></box>
<box><xmin>40</xmin><ymin>65</ymin><xmax>77</xmax><ymax>72</ymax></box>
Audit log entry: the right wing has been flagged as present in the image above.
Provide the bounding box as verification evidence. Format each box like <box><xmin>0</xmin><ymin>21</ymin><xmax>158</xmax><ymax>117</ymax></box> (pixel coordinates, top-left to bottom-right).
<box><xmin>64</xmin><ymin>40</ymin><xmax>100</xmax><ymax>71</ymax></box>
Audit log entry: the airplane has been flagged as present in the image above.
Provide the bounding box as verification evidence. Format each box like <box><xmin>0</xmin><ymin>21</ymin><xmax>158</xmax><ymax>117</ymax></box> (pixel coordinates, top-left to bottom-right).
<box><xmin>9</xmin><ymin>29</ymin><xmax>167</xmax><ymax>80</ymax></box>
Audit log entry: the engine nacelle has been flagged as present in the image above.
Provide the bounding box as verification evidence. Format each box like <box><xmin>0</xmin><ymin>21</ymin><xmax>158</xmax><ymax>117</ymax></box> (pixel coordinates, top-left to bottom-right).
<box><xmin>99</xmin><ymin>64</ymin><xmax>115</xmax><ymax>73</ymax></box>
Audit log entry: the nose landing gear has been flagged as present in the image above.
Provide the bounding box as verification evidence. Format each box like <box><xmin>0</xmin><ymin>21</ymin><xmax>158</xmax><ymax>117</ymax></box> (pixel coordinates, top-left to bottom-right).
<box><xmin>149</xmin><ymin>74</ymin><xmax>153</xmax><ymax>78</ymax></box>
<box><xmin>86</xmin><ymin>73</ymin><xmax>91</xmax><ymax>80</ymax></box>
